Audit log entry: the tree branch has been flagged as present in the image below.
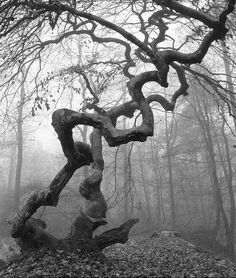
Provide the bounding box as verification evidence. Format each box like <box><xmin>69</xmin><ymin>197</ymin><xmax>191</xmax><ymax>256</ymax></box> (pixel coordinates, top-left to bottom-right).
<box><xmin>11</xmin><ymin>158</ymin><xmax>89</xmax><ymax>238</ymax></box>
<box><xmin>94</xmin><ymin>218</ymin><xmax>139</xmax><ymax>250</ymax></box>
<box><xmin>153</xmin><ymin>0</ymin><xmax>218</xmax><ymax>28</ymax></box>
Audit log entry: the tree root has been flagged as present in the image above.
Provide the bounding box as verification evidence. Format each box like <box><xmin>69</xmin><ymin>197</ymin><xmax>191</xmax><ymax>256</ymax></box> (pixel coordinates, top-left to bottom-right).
<box><xmin>15</xmin><ymin>215</ymin><xmax>139</xmax><ymax>253</ymax></box>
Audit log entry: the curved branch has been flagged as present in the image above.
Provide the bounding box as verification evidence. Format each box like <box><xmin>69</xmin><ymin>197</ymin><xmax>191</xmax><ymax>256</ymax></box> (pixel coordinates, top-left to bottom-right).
<box><xmin>154</xmin><ymin>0</ymin><xmax>219</xmax><ymax>28</ymax></box>
<box><xmin>170</xmin><ymin>62</ymin><xmax>189</xmax><ymax>102</ymax></box>
<box><xmin>71</xmin><ymin>66</ymin><xmax>99</xmax><ymax>105</ymax></box>
<box><xmin>148</xmin><ymin>8</ymin><xmax>170</xmax><ymax>50</ymax></box>
<box><xmin>11</xmin><ymin>152</ymin><xmax>91</xmax><ymax>238</ymax></box>
<box><xmin>94</xmin><ymin>218</ymin><xmax>139</xmax><ymax>250</ymax></box>
<box><xmin>107</xmin><ymin>66</ymin><xmax>188</xmax><ymax>123</ymax></box>
<box><xmin>51</xmin><ymin>108</ymin><xmax>152</xmax><ymax>147</ymax></box>
<box><xmin>1</xmin><ymin>1</ymin><xmax>169</xmax><ymax>85</ymax></box>
<box><xmin>51</xmin><ymin>71</ymin><xmax>164</xmax><ymax>147</ymax></box>
<box><xmin>159</xmin><ymin>0</ymin><xmax>235</xmax><ymax>64</ymax></box>
<box><xmin>1</xmin><ymin>0</ymin><xmax>235</xmax><ymax>89</ymax></box>
<box><xmin>23</xmin><ymin>1</ymin><xmax>157</xmax><ymax>63</ymax></box>
<box><xmin>79</xmin><ymin>128</ymin><xmax>107</xmax><ymax>219</ymax></box>
<box><xmin>41</xmin><ymin>26</ymin><xmax>135</xmax><ymax>78</ymax></box>
<box><xmin>162</xmin><ymin>29</ymin><xmax>223</xmax><ymax>64</ymax></box>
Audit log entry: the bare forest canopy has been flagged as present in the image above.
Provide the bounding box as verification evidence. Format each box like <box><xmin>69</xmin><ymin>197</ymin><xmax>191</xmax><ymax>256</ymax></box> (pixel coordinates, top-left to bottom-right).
<box><xmin>0</xmin><ymin>0</ymin><xmax>235</xmax><ymax>252</ymax></box>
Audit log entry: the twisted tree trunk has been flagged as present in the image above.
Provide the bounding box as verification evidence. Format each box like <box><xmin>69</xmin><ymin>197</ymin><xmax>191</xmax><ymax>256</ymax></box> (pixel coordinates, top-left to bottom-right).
<box><xmin>11</xmin><ymin>116</ymin><xmax>139</xmax><ymax>252</ymax></box>
<box><xmin>2</xmin><ymin>0</ymin><xmax>235</xmax><ymax>256</ymax></box>
<box><xmin>11</xmin><ymin>69</ymin><xmax>184</xmax><ymax>252</ymax></box>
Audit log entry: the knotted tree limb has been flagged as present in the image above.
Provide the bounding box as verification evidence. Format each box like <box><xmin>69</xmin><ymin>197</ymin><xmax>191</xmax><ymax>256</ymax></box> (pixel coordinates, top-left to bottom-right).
<box><xmin>11</xmin><ymin>60</ymin><xmax>188</xmax><ymax>247</ymax></box>
<box><xmin>158</xmin><ymin>0</ymin><xmax>235</xmax><ymax>65</ymax></box>
<box><xmin>11</xmin><ymin>84</ymin><xmax>142</xmax><ymax>249</ymax></box>
<box><xmin>11</xmin><ymin>115</ymin><xmax>138</xmax><ymax>251</ymax></box>
<box><xmin>79</xmin><ymin>128</ymin><xmax>107</xmax><ymax>219</ymax></box>
<box><xmin>12</xmin><ymin>65</ymin><xmax>188</xmax><ymax>239</ymax></box>
<box><xmin>51</xmin><ymin>108</ymin><xmax>152</xmax><ymax>147</ymax></box>
<box><xmin>11</xmin><ymin>69</ymin><xmax>158</xmax><ymax>246</ymax></box>
<box><xmin>11</xmin><ymin>142</ymin><xmax>93</xmax><ymax>238</ymax></box>
<box><xmin>51</xmin><ymin>71</ymin><xmax>160</xmax><ymax>147</ymax></box>
<box><xmin>107</xmin><ymin>66</ymin><xmax>189</xmax><ymax>124</ymax></box>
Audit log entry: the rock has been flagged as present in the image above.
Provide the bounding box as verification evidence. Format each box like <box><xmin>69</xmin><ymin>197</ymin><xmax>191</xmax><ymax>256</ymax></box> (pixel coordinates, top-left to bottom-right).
<box><xmin>160</xmin><ymin>230</ymin><xmax>181</xmax><ymax>237</ymax></box>
<box><xmin>151</xmin><ymin>230</ymin><xmax>181</xmax><ymax>238</ymax></box>
<box><xmin>0</xmin><ymin>259</ymin><xmax>5</xmax><ymax>268</ymax></box>
<box><xmin>185</xmin><ymin>242</ymin><xmax>196</xmax><ymax>249</ymax></box>
<box><xmin>215</xmin><ymin>259</ymin><xmax>226</xmax><ymax>267</ymax></box>
<box><xmin>208</xmin><ymin>272</ymin><xmax>222</xmax><ymax>278</ymax></box>
<box><xmin>0</xmin><ymin>240</ymin><xmax>20</xmax><ymax>263</ymax></box>
<box><xmin>179</xmin><ymin>239</ymin><xmax>197</xmax><ymax>249</ymax></box>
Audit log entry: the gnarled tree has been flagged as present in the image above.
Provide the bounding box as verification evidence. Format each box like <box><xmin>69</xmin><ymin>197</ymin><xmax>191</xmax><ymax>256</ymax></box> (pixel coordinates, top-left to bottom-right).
<box><xmin>0</xmin><ymin>0</ymin><xmax>235</xmax><ymax>252</ymax></box>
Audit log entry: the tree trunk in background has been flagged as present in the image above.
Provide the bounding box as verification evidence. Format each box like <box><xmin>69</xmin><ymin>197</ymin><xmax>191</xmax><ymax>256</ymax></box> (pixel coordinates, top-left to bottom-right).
<box><xmin>122</xmin><ymin>115</ymin><xmax>129</xmax><ymax>220</ymax></box>
<box><xmin>138</xmin><ymin>145</ymin><xmax>151</xmax><ymax>223</ymax></box>
<box><xmin>165</xmin><ymin>112</ymin><xmax>176</xmax><ymax>229</ymax></box>
<box><xmin>193</xmin><ymin>153</ymin><xmax>207</xmax><ymax>228</ymax></box>
<box><xmin>221</xmin><ymin>121</ymin><xmax>235</xmax><ymax>260</ymax></box>
<box><xmin>207</xmin><ymin>151</ymin><xmax>221</xmax><ymax>235</ymax></box>
<box><xmin>194</xmin><ymin>92</ymin><xmax>234</xmax><ymax>260</ymax></box>
<box><xmin>204</xmin><ymin>129</ymin><xmax>233</xmax><ymax>258</ymax></box>
<box><xmin>194</xmin><ymin>93</ymin><xmax>221</xmax><ymax>234</ymax></box>
<box><xmin>150</xmin><ymin>139</ymin><xmax>161</xmax><ymax>229</ymax></box>
<box><xmin>222</xmin><ymin>41</ymin><xmax>236</xmax><ymax>131</ymax></box>
<box><xmin>8</xmin><ymin>146</ymin><xmax>16</xmax><ymax>190</ymax></box>
<box><xmin>178</xmin><ymin>180</ymin><xmax>193</xmax><ymax>221</ymax></box>
<box><xmin>214</xmin><ymin>116</ymin><xmax>235</xmax><ymax>260</ymax></box>
<box><xmin>14</xmin><ymin>71</ymin><xmax>25</xmax><ymax>210</ymax></box>
<box><xmin>221</xmin><ymin>46</ymin><xmax>236</xmax><ymax>259</ymax></box>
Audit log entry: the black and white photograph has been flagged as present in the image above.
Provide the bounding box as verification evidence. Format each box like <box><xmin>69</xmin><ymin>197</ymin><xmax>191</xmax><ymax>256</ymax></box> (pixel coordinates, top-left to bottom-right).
<box><xmin>0</xmin><ymin>1</ymin><xmax>236</xmax><ymax>277</ymax></box>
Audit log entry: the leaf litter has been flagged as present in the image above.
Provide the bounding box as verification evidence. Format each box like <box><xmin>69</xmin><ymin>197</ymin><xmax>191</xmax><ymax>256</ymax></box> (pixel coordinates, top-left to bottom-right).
<box><xmin>0</xmin><ymin>235</ymin><xmax>236</xmax><ymax>277</ymax></box>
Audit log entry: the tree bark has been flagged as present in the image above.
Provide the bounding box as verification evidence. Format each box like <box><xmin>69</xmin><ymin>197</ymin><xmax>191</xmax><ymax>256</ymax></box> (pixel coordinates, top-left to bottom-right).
<box><xmin>15</xmin><ymin>215</ymin><xmax>139</xmax><ymax>252</ymax></box>
<box><xmin>14</xmin><ymin>70</ymin><xmax>25</xmax><ymax>210</ymax></box>
<box><xmin>138</xmin><ymin>145</ymin><xmax>151</xmax><ymax>222</ymax></box>
<box><xmin>11</xmin><ymin>105</ymin><xmax>140</xmax><ymax>252</ymax></box>
<box><xmin>193</xmin><ymin>153</ymin><xmax>207</xmax><ymax>228</ymax></box>
<box><xmin>150</xmin><ymin>140</ymin><xmax>162</xmax><ymax>229</ymax></box>
<box><xmin>7</xmin><ymin>146</ymin><xmax>16</xmax><ymax>191</ymax></box>
<box><xmin>213</xmin><ymin>116</ymin><xmax>235</xmax><ymax>260</ymax></box>
<box><xmin>165</xmin><ymin>113</ymin><xmax>176</xmax><ymax>229</ymax></box>
<box><xmin>122</xmin><ymin>116</ymin><xmax>129</xmax><ymax>220</ymax></box>
<box><xmin>222</xmin><ymin>41</ymin><xmax>236</xmax><ymax>131</ymax></box>
<box><xmin>94</xmin><ymin>218</ymin><xmax>139</xmax><ymax>250</ymax></box>
<box><xmin>193</xmin><ymin>90</ymin><xmax>234</xmax><ymax>259</ymax></box>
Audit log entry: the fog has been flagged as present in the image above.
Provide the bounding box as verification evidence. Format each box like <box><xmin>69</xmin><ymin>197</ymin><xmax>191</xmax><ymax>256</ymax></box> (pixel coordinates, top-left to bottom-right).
<box><xmin>0</xmin><ymin>0</ymin><xmax>235</xmax><ymax>264</ymax></box>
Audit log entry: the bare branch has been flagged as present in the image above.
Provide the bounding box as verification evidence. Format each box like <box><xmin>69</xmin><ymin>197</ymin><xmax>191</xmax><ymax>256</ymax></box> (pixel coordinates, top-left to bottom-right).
<box><xmin>153</xmin><ymin>0</ymin><xmax>218</xmax><ymax>28</ymax></box>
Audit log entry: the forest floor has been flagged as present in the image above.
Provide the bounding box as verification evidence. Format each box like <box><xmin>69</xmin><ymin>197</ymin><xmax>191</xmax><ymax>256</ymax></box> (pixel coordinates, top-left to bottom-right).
<box><xmin>0</xmin><ymin>235</ymin><xmax>236</xmax><ymax>277</ymax></box>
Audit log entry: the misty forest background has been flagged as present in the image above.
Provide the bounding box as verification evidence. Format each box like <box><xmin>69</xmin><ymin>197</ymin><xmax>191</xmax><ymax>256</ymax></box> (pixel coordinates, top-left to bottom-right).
<box><xmin>0</xmin><ymin>0</ymin><xmax>236</xmax><ymax>261</ymax></box>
